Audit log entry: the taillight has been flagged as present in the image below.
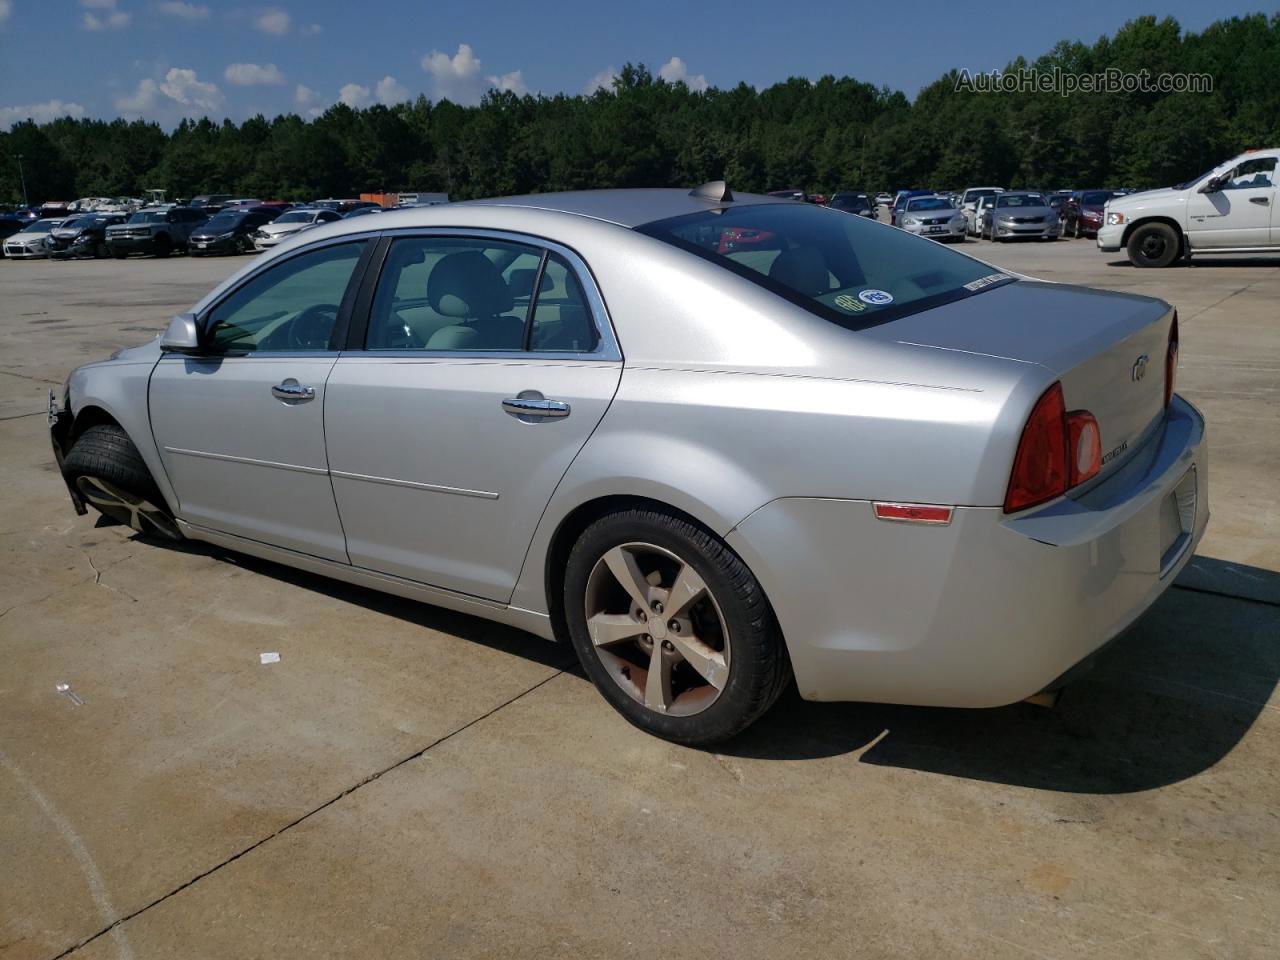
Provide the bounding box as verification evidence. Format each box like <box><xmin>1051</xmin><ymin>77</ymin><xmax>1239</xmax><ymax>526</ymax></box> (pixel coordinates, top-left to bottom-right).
<box><xmin>1004</xmin><ymin>383</ymin><xmax>1068</xmax><ymax>513</ymax></box>
<box><xmin>1004</xmin><ymin>382</ymin><xmax>1103</xmax><ymax>513</ymax></box>
<box><xmin>1165</xmin><ymin>312</ymin><xmax>1179</xmax><ymax>408</ymax></box>
<box><xmin>1067</xmin><ymin>412</ymin><xmax>1101</xmax><ymax>486</ymax></box>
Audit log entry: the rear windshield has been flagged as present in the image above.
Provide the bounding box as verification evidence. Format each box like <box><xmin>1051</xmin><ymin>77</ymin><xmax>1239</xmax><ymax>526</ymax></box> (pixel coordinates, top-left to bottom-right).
<box><xmin>636</xmin><ymin>202</ymin><xmax>1016</xmax><ymax>330</ymax></box>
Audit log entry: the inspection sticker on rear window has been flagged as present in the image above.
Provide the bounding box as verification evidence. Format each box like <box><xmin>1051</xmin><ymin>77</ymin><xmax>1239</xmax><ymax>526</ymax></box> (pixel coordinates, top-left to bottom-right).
<box><xmin>963</xmin><ymin>273</ymin><xmax>1011</xmax><ymax>292</ymax></box>
<box><xmin>857</xmin><ymin>289</ymin><xmax>894</xmax><ymax>306</ymax></box>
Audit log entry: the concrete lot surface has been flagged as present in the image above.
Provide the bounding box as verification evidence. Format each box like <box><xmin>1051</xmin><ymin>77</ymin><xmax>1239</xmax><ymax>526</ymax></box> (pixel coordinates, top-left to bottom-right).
<box><xmin>1</xmin><ymin>237</ymin><xmax>1277</xmax><ymax>960</ymax></box>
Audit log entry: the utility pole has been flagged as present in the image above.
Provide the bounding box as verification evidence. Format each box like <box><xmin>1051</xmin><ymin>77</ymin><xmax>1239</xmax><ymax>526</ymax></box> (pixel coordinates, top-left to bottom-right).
<box><xmin>16</xmin><ymin>153</ymin><xmax>28</xmax><ymax>208</ymax></box>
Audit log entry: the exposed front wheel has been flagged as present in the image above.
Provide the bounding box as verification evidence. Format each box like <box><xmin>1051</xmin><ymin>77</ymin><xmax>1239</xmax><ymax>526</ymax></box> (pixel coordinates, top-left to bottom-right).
<box><xmin>62</xmin><ymin>424</ymin><xmax>182</xmax><ymax>541</ymax></box>
<box><xmin>564</xmin><ymin>508</ymin><xmax>790</xmax><ymax>746</ymax></box>
<box><xmin>1126</xmin><ymin>222</ymin><xmax>1181</xmax><ymax>268</ymax></box>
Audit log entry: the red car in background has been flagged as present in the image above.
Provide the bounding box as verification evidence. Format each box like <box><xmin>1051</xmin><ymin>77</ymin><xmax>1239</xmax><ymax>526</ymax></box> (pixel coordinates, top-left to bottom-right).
<box><xmin>716</xmin><ymin>226</ymin><xmax>778</xmax><ymax>254</ymax></box>
<box><xmin>1064</xmin><ymin>190</ymin><xmax>1118</xmax><ymax>238</ymax></box>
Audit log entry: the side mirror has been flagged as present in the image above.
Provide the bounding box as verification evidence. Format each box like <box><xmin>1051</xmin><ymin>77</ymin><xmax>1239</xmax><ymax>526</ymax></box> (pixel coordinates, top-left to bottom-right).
<box><xmin>160</xmin><ymin>313</ymin><xmax>201</xmax><ymax>354</ymax></box>
<box><xmin>1199</xmin><ymin>176</ymin><xmax>1225</xmax><ymax>194</ymax></box>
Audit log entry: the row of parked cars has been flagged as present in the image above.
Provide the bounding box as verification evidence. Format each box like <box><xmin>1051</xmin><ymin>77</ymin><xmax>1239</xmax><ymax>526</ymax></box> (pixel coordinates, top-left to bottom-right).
<box><xmin>1</xmin><ymin>197</ymin><xmax>405</xmax><ymax>261</ymax></box>
<box><xmin>881</xmin><ymin>186</ymin><xmax>1135</xmax><ymax>244</ymax></box>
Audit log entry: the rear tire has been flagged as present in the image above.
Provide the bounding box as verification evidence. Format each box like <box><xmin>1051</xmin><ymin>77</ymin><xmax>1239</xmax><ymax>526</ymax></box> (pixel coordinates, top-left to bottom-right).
<box><xmin>1126</xmin><ymin>222</ymin><xmax>1181</xmax><ymax>268</ymax></box>
<box><xmin>61</xmin><ymin>424</ymin><xmax>181</xmax><ymax>541</ymax></box>
<box><xmin>564</xmin><ymin>508</ymin><xmax>790</xmax><ymax>746</ymax></box>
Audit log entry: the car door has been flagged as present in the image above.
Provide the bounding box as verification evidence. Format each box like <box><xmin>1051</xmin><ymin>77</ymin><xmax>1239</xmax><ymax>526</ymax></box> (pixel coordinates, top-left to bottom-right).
<box><xmin>149</xmin><ymin>237</ymin><xmax>373</xmax><ymax>560</ymax></box>
<box><xmin>323</xmin><ymin>231</ymin><xmax>622</xmax><ymax>602</ymax></box>
<box><xmin>1185</xmin><ymin>157</ymin><xmax>1276</xmax><ymax>248</ymax></box>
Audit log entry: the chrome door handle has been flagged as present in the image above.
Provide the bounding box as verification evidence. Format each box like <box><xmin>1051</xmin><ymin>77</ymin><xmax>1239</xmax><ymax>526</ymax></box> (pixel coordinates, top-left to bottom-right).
<box><xmin>502</xmin><ymin>397</ymin><xmax>570</xmax><ymax>419</ymax></box>
<box><xmin>1248</xmin><ymin>196</ymin><xmax>1270</xmax><ymax>205</ymax></box>
<box><xmin>271</xmin><ymin>379</ymin><xmax>315</xmax><ymax>402</ymax></box>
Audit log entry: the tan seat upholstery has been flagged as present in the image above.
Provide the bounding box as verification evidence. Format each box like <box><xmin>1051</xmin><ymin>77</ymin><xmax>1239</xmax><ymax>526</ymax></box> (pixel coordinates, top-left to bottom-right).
<box><xmin>424</xmin><ymin>251</ymin><xmax>525</xmax><ymax>350</ymax></box>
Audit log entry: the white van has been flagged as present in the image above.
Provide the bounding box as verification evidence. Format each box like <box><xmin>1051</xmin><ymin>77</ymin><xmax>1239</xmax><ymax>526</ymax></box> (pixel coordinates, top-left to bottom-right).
<box><xmin>1097</xmin><ymin>148</ymin><xmax>1279</xmax><ymax>266</ymax></box>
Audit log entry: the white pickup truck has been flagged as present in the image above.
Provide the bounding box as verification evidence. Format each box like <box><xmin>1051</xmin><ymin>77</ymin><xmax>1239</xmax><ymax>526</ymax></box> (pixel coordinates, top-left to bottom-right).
<box><xmin>1097</xmin><ymin>148</ymin><xmax>1279</xmax><ymax>266</ymax></box>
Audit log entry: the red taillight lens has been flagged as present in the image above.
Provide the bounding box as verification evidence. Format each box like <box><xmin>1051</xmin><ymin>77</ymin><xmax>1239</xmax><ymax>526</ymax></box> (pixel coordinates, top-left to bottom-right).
<box><xmin>1004</xmin><ymin>383</ymin><xmax>1069</xmax><ymax>513</ymax></box>
<box><xmin>1067</xmin><ymin>412</ymin><xmax>1101</xmax><ymax>486</ymax></box>
<box><xmin>1165</xmin><ymin>312</ymin><xmax>1179</xmax><ymax>408</ymax></box>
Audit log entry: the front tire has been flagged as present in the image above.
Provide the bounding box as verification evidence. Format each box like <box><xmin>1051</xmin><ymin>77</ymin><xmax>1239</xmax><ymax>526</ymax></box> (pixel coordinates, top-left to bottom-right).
<box><xmin>62</xmin><ymin>424</ymin><xmax>181</xmax><ymax>541</ymax></box>
<box><xmin>564</xmin><ymin>508</ymin><xmax>790</xmax><ymax>746</ymax></box>
<box><xmin>1126</xmin><ymin>222</ymin><xmax>1181</xmax><ymax>268</ymax></box>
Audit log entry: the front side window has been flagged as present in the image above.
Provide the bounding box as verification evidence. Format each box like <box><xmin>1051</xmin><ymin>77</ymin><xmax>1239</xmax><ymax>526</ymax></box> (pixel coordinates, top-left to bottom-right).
<box><xmin>365</xmin><ymin>236</ymin><xmax>597</xmax><ymax>353</ymax></box>
<box><xmin>204</xmin><ymin>241</ymin><xmax>366</xmax><ymax>354</ymax></box>
<box><xmin>637</xmin><ymin>202</ymin><xmax>1013</xmax><ymax>329</ymax></box>
<box><xmin>1224</xmin><ymin>157</ymin><xmax>1275</xmax><ymax>189</ymax></box>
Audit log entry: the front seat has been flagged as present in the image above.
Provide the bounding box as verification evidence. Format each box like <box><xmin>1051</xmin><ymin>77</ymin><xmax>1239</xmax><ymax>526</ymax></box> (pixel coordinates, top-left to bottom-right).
<box><xmin>424</xmin><ymin>251</ymin><xmax>524</xmax><ymax>350</ymax></box>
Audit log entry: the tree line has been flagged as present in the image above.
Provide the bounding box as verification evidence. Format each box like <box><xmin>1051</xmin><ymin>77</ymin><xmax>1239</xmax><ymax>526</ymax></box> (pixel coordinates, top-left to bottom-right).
<box><xmin>2</xmin><ymin>13</ymin><xmax>1277</xmax><ymax>206</ymax></box>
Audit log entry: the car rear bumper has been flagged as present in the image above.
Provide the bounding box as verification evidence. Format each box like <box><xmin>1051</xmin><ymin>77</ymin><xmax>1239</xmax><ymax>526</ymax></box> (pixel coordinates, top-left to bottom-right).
<box><xmin>726</xmin><ymin>395</ymin><xmax>1208</xmax><ymax>707</ymax></box>
<box><xmin>1097</xmin><ymin>223</ymin><xmax>1125</xmax><ymax>251</ymax></box>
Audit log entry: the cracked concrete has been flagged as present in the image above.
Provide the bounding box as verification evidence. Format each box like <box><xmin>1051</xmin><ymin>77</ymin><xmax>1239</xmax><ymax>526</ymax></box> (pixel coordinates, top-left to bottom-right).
<box><xmin>1</xmin><ymin>245</ymin><xmax>1278</xmax><ymax>960</ymax></box>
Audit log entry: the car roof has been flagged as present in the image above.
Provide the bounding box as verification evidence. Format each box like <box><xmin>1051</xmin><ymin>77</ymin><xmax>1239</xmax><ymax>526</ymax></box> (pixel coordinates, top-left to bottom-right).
<box><xmin>464</xmin><ymin>188</ymin><xmax>794</xmax><ymax>228</ymax></box>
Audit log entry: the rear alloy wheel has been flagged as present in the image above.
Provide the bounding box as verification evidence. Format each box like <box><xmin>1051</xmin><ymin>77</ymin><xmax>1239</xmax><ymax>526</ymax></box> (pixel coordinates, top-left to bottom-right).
<box><xmin>62</xmin><ymin>424</ymin><xmax>181</xmax><ymax>542</ymax></box>
<box><xmin>565</xmin><ymin>509</ymin><xmax>790</xmax><ymax>745</ymax></box>
<box><xmin>1127</xmin><ymin>222</ymin><xmax>1181</xmax><ymax>268</ymax></box>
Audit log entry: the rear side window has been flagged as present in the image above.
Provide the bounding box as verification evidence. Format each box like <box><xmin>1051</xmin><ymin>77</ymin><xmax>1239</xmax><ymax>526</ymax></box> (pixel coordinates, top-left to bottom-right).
<box><xmin>636</xmin><ymin>202</ymin><xmax>1013</xmax><ymax>329</ymax></box>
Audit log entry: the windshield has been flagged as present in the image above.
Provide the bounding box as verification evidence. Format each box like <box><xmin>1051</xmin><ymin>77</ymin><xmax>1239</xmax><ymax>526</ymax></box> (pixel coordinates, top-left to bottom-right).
<box><xmin>906</xmin><ymin>198</ymin><xmax>953</xmax><ymax>212</ymax></box>
<box><xmin>964</xmin><ymin>189</ymin><xmax>999</xmax><ymax>202</ymax></box>
<box><xmin>204</xmin><ymin>213</ymin><xmax>245</xmax><ymax>230</ymax></box>
<box><xmin>997</xmin><ymin>194</ymin><xmax>1044</xmax><ymax>207</ymax></box>
<box><xmin>60</xmin><ymin>216</ymin><xmax>93</xmax><ymax>230</ymax></box>
<box><xmin>636</xmin><ymin>202</ymin><xmax>1015</xmax><ymax>330</ymax></box>
<box><xmin>128</xmin><ymin>211</ymin><xmax>167</xmax><ymax>224</ymax></box>
<box><xmin>1080</xmin><ymin>191</ymin><xmax>1114</xmax><ymax>206</ymax></box>
<box><xmin>23</xmin><ymin>219</ymin><xmax>60</xmax><ymax>232</ymax></box>
<box><xmin>274</xmin><ymin>210</ymin><xmax>315</xmax><ymax>224</ymax></box>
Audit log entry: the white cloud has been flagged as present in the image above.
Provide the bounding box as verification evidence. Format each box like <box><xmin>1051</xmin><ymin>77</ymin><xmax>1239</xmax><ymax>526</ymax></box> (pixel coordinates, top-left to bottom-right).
<box><xmin>658</xmin><ymin>56</ymin><xmax>708</xmax><ymax>92</ymax></box>
<box><xmin>375</xmin><ymin>75</ymin><xmax>409</xmax><ymax>105</ymax></box>
<box><xmin>300</xmin><ymin>22</ymin><xmax>321</xmax><ymax>36</ymax></box>
<box><xmin>117</xmin><ymin>66</ymin><xmax>223</xmax><ymax>116</ymax></box>
<box><xmin>224</xmin><ymin>62</ymin><xmax>285</xmax><ymax>86</ymax></box>
<box><xmin>82</xmin><ymin>0</ymin><xmax>130</xmax><ymax>31</ymax></box>
<box><xmin>0</xmin><ymin>100</ymin><xmax>88</xmax><ymax>127</ymax></box>
<box><xmin>585</xmin><ymin>66</ymin><xmax>618</xmax><ymax>94</ymax></box>
<box><xmin>491</xmin><ymin>70</ymin><xmax>527</xmax><ymax>96</ymax></box>
<box><xmin>419</xmin><ymin>43</ymin><xmax>526</xmax><ymax>105</ymax></box>
<box><xmin>295</xmin><ymin>83</ymin><xmax>317</xmax><ymax>105</ymax></box>
<box><xmin>116</xmin><ymin>78</ymin><xmax>159</xmax><ymax>114</ymax></box>
<box><xmin>0</xmin><ymin>1</ymin><xmax>12</xmax><ymax>27</ymax></box>
<box><xmin>254</xmin><ymin>6</ymin><xmax>289</xmax><ymax>35</ymax></box>
<box><xmin>157</xmin><ymin>2</ymin><xmax>209</xmax><ymax>20</ymax></box>
<box><xmin>339</xmin><ymin>82</ymin><xmax>370</xmax><ymax>108</ymax></box>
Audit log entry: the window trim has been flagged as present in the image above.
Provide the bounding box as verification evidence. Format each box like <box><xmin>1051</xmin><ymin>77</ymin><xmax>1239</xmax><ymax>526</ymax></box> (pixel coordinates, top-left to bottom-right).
<box><xmin>344</xmin><ymin>226</ymin><xmax>622</xmax><ymax>362</ymax></box>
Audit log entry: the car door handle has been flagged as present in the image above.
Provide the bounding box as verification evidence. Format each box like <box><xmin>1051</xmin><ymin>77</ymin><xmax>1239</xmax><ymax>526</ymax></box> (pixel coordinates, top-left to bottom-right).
<box><xmin>502</xmin><ymin>397</ymin><xmax>570</xmax><ymax>418</ymax></box>
<box><xmin>271</xmin><ymin>379</ymin><xmax>315</xmax><ymax>402</ymax></box>
<box><xmin>1249</xmin><ymin>196</ymin><xmax>1270</xmax><ymax>205</ymax></box>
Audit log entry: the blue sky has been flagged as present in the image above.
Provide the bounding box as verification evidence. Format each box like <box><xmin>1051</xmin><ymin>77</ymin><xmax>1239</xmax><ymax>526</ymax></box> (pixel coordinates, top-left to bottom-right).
<box><xmin>0</xmin><ymin>0</ymin><xmax>1266</xmax><ymax>128</ymax></box>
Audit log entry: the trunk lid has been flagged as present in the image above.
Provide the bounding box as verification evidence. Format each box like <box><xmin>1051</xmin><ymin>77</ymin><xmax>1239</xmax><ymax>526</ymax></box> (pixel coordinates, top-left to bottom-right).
<box><xmin>862</xmin><ymin>279</ymin><xmax>1174</xmax><ymax>480</ymax></box>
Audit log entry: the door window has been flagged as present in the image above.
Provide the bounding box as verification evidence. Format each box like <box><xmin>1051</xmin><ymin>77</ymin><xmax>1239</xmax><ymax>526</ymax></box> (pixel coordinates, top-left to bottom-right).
<box><xmin>1223</xmin><ymin>157</ymin><xmax>1276</xmax><ymax>189</ymax></box>
<box><xmin>529</xmin><ymin>252</ymin><xmax>599</xmax><ymax>353</ymax></box>
<box><xmin>365</xmin><ymin>236</ymin><xmax>539</xmax><ymax>351</ymax></box>
<box><xmin>204</xmin><ymin>241</ymin><xmax>366</xmax><ymax>354</ymax></box>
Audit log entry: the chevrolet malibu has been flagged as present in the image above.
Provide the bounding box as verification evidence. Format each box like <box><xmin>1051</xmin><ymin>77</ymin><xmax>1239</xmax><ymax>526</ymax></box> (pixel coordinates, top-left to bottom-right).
<box><xmin>48</xmin><ymin>184</ymin><xmax>1208</xmax><ymax>745</ymax></box>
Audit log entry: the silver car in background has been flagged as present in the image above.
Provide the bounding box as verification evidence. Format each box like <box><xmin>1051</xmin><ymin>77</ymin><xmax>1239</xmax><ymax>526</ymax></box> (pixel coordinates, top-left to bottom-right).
<box><xmin>48</xmin><ymin>184</ymin><xmax>1207</xmax><ymax>745</ymax></box>
<box><xmin>896</xmin><ymin>195</ymin><xmax>966</xmax><ymax>242</ymax></box>
<box><xmin>253</xmin><ymin>206</ymin><xmax>345</xmax><ymax>250</ymax></box>
<box><xmin>982</xmin><ymin>191</ymin><xmax>1062</xmax><ymax>241</ymax></box>
<box><xmin>4</xmin><ymin>217</ymin><xmax>64</xmax><ymax>258</ymax></box>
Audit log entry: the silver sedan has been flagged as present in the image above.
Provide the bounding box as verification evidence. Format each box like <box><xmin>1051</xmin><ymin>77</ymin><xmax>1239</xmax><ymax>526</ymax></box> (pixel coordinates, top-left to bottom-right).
<box><xmin>982</xmin><ymin>191</ymin><xmax>1063</xmax><ymax>241</ymax></box>
<box><xmin>48</xmin><ymin>185</ymin><xmax>1208</xmax><ymax>745</ymax></box>
<box><xmin>896</xmin><ymin>195</ymin><xmax>967</xmax><ymax>242</ymax></box>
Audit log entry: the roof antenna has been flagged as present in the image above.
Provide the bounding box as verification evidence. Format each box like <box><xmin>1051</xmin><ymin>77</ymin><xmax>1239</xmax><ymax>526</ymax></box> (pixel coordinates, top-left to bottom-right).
<box><xmin>689</xmin><ymin>180</ymin><xmax>733</xmax><ymax>203</ymax></box>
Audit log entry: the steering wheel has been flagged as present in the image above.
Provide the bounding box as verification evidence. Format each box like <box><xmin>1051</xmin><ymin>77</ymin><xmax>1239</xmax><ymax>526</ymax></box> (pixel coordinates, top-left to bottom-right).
<box><xmin>287</xmin><ymin>303</ymin><xmax>340</xmax><ymax>350</ymax></box>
